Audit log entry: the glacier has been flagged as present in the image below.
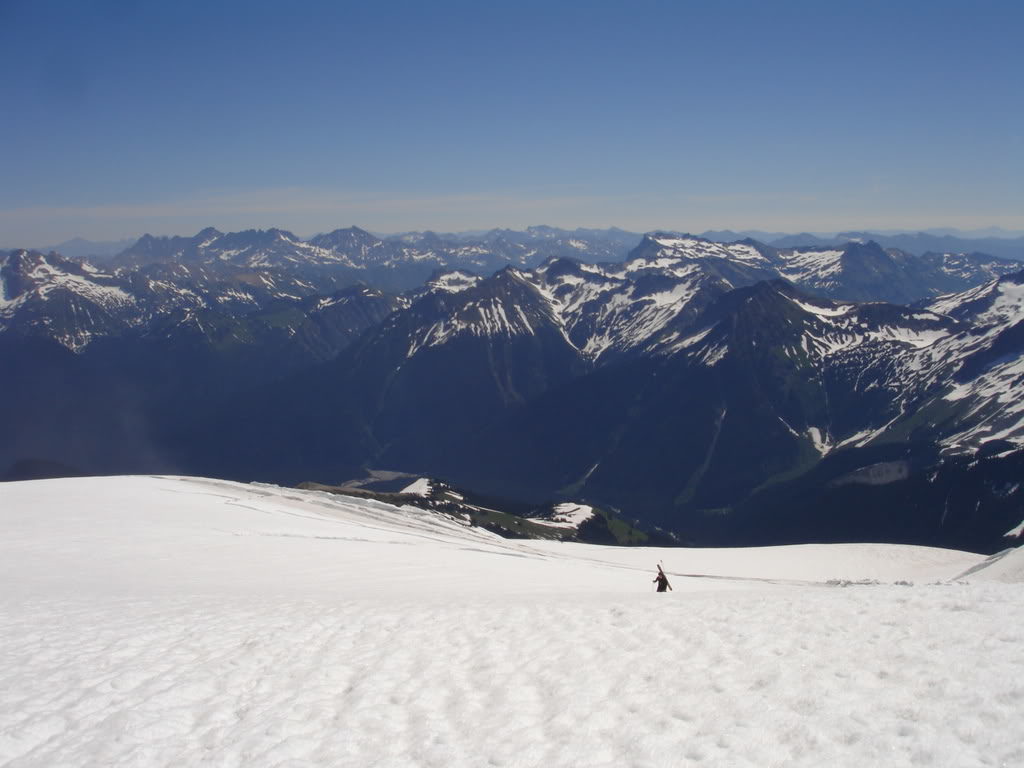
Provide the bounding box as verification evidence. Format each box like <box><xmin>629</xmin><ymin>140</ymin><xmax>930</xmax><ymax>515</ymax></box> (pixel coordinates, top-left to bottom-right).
<box><xmin>1</xmin><ymin>475</ymin><xmax>1021</xmax><ymax>767</ymax></box>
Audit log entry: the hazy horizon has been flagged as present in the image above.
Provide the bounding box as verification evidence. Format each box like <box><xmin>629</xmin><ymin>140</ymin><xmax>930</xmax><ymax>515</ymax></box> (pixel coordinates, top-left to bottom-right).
<box><xmin>9</xmin><ymin>223</ymin><xmax>1024</xmax><ymax>254</ymax></box>
<box><xmin>2</xmin><ymin>1</ymin><xmax>1021</xmax><ymax>245</ymax></box>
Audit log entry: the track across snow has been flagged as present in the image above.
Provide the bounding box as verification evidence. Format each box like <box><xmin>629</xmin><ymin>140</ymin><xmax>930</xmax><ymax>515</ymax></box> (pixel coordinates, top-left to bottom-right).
<box><xmin>0</xmin><ymin>476</ymin><xmax>1021</xmax><ymax>767</ymax></box>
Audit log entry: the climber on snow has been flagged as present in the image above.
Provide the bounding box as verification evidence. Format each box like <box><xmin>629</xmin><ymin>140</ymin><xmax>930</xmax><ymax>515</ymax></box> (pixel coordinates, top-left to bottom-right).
<box><xmin>653</xmin><ymin>564</ymin><xmax>672</xmax><ymax>592</ymax></box>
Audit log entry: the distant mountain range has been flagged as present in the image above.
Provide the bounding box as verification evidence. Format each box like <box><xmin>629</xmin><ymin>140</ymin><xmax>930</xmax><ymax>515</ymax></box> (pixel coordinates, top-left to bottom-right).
<box><xmin>10</xmin><ymin>225</ymin><xmax>1024</xmax><ymax>264</ymax></box>
<box><xmin>3</xmin><ymin>227</ymin><xmax>1019</xmax><ymax>353</ymax></box>
<box><xmin>2</xmin><ymin>225</ymin><xmax>1022</xmax><ymax>552</ymax></box>
<box><xmin>703</xmin><ymin>227</ymin><xmax>1024</xmax><ymax>241</ymax></box>
<box><xmin>699</xmin><ymin>229</ymin><xmax>1024</xmax><ymax>262</ymax></box>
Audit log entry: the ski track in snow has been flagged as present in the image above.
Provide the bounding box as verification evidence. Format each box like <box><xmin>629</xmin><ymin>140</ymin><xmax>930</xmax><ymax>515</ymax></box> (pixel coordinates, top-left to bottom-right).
<box><xmin>0</xmin><ymin>476</ymin><xmax>1022</xmax><ymax>768</ymax></box>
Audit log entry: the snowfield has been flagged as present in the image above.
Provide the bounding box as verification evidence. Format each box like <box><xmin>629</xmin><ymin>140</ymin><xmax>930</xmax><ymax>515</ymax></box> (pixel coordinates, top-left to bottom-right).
<box><xmin>0</xmin><ymin>476</ymin><xmax>1021</xmax><ymax>768</ymax></box>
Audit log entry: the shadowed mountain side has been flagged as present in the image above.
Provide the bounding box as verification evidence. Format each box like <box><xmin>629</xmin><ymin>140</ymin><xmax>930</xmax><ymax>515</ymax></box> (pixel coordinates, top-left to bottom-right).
<box><xmin>419</xmin><ymin>305</ymin><xmax>827</xmax><ymax>529</ymax></box>
<box><xmin>0</xmin><ymin>336</ymin><xmax>178</xmax><ymax>477</ymax></box>
<box><xmin>174</xmin><ymin>274</ymin><xmax>589</xmax><ymax>485</ymax></box>
<box><xmin>724</xmin><ymin>444</ymin><xmax>1024</xmax><ymax>553</ymax></box>
<box><xmin>387</xmin><ymin>282</ymin><xmax>973</xmax><ymax>535</ymax></box>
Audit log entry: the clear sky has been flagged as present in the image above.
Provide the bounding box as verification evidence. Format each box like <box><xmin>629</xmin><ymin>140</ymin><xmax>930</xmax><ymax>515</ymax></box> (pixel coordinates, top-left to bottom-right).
<box><xmin>1</xmin><ymin>0</ymin><xmax>1022</xmax><ymax>245</ymax></box>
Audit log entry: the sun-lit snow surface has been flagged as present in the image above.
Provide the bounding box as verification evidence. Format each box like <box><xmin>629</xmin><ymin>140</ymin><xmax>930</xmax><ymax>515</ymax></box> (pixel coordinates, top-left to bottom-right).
<box><xmin>1</xmin><ymin>476</ymin><xmax>1022</xmax><ymax>768</ymax></box>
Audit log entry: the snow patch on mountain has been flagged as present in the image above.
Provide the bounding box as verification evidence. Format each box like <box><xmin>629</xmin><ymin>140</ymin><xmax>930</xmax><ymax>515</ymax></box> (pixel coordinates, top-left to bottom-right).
<box><xmin>980</xmin><ymin>280</ymin><xmax>1024</xmax><ymax>326</ymax></box>
<box><xmin>658</xmin><ymin>326</ymin><xmax>714</xmax><ymax>355</ymax></box>
<box><xmin>526</xmin><ymin>503</ymin><xmax>595</xmax><ymax>529</ymax></box>
<box><xmin>866</xmin><ymin>326</ymin><xmax>948</xmax><ymax>348</ymax></box>
<box><xmin>649</xmin><ymin>236</ymin><xmax>769</xmax><ymax>267</ymax></box>
<box><xmin>405</xmin><ymin>289</ymin><xmax>546</xmax><ymax>357</ymax></box>
<box><xmin>807</xmin><ymin>427</ymin><xmax>832</xmax><ymax>455</ymax></box>
<box><xmin>401</xmin><ymin>477</ymin><xmax>433</xmax><ymax>496</ymax></box>
<box><xmin>645</xmin><ymin>279</ymin><xmax>701</xmax><ymax>308</ymax></box>
<box><xmin>426</xmin><ymin>271</ymin><xmax>482</xmax><ymax>294</ymax></box>
<box><xmin>777</xmin><ymin>249</ymin><xmax>845</xmax><ymax>285</ymax></box>
<box><xmin>928</xmin><ymin>274</ymin><xmax>1024</xmax><ymax>327</ymax></box>
<box><xmin>1</xmin><ymin>255</ymin><xmax>135</xmax><ymax>315</ymax></box>
<box><xmin>786</xmin><ymin>295</ymin><xmax>853</xmax><ymax>317</ymax></box>
<box><xmin>695</xmin><ymin>343</ymin><xmax>729</xmax><ymax>367</ymax></box>
<box><xmin>942</xmin><ymin>356</ymin><xmax>1024</xmax><ymax>448</ymax></box>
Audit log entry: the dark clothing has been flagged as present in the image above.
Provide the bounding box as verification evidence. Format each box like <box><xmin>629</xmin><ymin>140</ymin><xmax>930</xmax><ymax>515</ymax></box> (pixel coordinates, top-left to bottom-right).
<box><xmin>654</xmin><ymin>573</ymin><xmax>670</xmax><ymax>592</ymax></box>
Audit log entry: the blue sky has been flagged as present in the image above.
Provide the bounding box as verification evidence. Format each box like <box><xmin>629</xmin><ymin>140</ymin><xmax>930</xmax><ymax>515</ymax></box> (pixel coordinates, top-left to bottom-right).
<box><xmin>1</xmin><ymin>0</ymin><xmax>1021</xmax><ymax>244</ymax></box>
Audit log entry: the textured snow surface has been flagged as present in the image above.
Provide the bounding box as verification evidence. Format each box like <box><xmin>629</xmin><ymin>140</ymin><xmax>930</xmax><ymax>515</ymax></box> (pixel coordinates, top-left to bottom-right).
<box><xmin>1</xmin><ymin>476</ymin><xmax>1022</xmax><ymax>768</ymax></box>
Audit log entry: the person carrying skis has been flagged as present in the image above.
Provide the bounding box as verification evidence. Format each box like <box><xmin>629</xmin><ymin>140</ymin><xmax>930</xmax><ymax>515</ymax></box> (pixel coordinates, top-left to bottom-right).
<box><xmin>653</xmin><ymin>564</ymin><xmax>672</xmax><ymax>592</ymax></box>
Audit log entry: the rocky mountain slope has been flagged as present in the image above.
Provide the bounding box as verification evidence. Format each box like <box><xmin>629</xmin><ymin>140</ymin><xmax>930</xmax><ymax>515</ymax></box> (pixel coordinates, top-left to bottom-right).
<box><xmin>3</xmin><ymin>228</ymin><xmax>1022</xmax><ymax>551</ymax></box>
<box><xmin>159</xmin><ymin>245</ymin><xmax>1024</xmax><ymax>550</ymax></box>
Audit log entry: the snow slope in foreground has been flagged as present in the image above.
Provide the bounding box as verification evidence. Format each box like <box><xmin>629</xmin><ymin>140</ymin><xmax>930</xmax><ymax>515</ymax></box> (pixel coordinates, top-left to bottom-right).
<box><xmin>0</xmin><ymin>475</ymin><xmax>1021</xmax><ymax>768</ymax></box>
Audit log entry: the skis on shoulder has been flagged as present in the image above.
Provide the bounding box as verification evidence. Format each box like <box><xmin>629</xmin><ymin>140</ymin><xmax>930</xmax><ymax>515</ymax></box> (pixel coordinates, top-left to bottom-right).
<box><xmin>656</xmin><ymin>562</ymin><xmax>673</xmax><ymax>592</ymax></box>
